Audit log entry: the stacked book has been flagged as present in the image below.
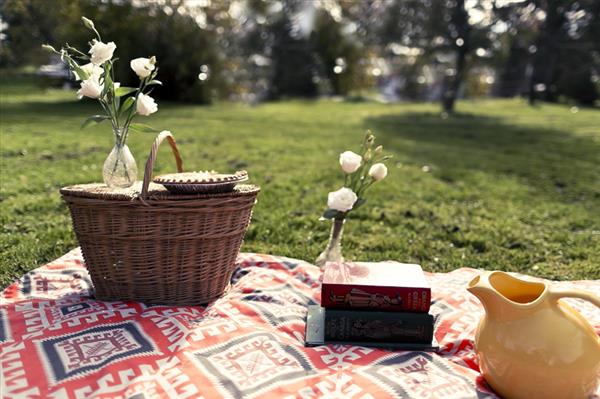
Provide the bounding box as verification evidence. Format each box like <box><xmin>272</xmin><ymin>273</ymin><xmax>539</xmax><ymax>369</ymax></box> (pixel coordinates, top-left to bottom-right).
<box><xmin>305</xmin><ymin>261</ymin><xmax>438</xmax><ymax>350</ymax></box>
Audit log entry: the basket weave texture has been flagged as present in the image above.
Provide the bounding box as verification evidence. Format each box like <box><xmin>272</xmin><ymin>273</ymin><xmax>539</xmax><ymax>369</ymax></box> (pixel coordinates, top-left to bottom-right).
<box><xmin>60</xmin><ymin>132</ymin><xmax>260</xmax><ymax>305</ymax></box>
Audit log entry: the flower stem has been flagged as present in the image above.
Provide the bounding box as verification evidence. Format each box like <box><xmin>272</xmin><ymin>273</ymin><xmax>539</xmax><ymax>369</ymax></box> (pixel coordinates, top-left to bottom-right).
<box><xmin>121</xmin><ymin>78</ymin><xmax>146</xmax><ymax>144</ymax></box>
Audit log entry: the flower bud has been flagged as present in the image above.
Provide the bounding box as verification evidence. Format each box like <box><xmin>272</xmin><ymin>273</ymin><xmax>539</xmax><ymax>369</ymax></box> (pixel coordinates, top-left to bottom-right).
<box><xmin>364</xmin><ymin>149</ymin><xmax>372</xmax><ymax>161</ymax></box>
<box><xmin>375</xmin><ymin>145</ymin><xmax>383</xmax><ymax>154</ymax></box>
<box><xmin>369</xmin><ymin>163</ymin><xmax>388</xmax><ymax>181</ymax></box>
<box><xmin>149</xmin><ymin>56</ymin><xmax>156</xmax><ymax>65</ymax></box>
<box><xmin>81</xmin><ymin>16</ymin><xmax>95</xmax><ymax>31</ymax></box>
<box><xmin>365</xmin><ymin>130</ymin><xmax>375</xmax><ymax>145</ymax></box>
<box><xmin>42</xmin><ymin>44</ymin><xmax>57</xmax><ymax>52</ymax></box>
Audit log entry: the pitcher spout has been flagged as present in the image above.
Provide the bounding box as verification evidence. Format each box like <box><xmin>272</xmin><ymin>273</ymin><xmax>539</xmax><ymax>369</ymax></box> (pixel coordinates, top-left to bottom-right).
<box><xmin>467</xmin><ymin>273</ymin><xmax>504</xmax><ymax>318</ymax></box>
<box><xmin>468</xmin><ymin>271</ymin><xmax>547</xmax><ymax>321</ymax></box>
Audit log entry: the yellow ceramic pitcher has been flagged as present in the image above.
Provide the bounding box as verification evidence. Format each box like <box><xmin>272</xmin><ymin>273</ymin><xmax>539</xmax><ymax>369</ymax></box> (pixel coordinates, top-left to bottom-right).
<box><xmin>467</xmin><ymin>271</ymin><xmax>600</xmax><ymax>399</ymax></box>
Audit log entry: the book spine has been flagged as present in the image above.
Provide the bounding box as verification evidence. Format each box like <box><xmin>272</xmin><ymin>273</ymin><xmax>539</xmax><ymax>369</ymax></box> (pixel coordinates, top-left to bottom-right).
<box><xmin>324</xmin><ymin>309</ymin><xmax>434</xmax><ymax>343</ymax></box>
<box><xmin>321</xmin><ymin>283</ymin><xmax>431</xmax><ymax>312</ymax></box>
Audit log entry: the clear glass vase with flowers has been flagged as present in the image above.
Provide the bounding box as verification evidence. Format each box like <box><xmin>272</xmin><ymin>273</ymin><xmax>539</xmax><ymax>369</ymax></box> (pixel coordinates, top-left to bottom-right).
<box><xmin>43</xmin><ymin>16</ymin><xmax>162</xmax><ymax>188</ymax></box>
<box><xmin>315</xmin><ymin>131</ymin><xmax>390</xmax><ymax>267</ymax></box>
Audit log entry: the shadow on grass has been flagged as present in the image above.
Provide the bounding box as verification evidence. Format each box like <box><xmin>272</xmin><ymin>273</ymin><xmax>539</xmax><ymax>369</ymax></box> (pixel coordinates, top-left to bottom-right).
<box><xmin>365</xmin><ymin>112</ymin><xmax>600</xmax><ymax>206</ymax></box>
<box><xmin>1</xmin><ymin>98</ymin><xmax>95</xmax><ymax>117</ymax></box>
<box><xmin>1</xmin><ymin>98</ymin><xmax>201</xmax><ymax>119</ymax></box>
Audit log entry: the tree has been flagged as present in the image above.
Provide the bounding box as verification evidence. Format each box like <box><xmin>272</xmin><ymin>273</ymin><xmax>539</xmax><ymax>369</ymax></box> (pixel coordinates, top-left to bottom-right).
<box><xmin>376</xmin><ymin>0</ymin><xmax>493</xmax><ymax>112</ymax></box>
<box><xmin>1</xmin><ymin>0</ymin><xmax>226</xmax><ymax>103</ymax></box>
<box><xmin>496</xmin><ymin>0</ymin><xmax>600</xmax><ymax>105</ymax></box>
<box><xmin>227</xmin><ymin>0</ymin><xmax>367</xmax><ymax>99</ymax></box>
<box><xmin>437</xmin><ymin>0</ymin><xmax>472</xmax><ymax>113</ymax></box>
<box><xmin>0</xmin><ymin>0</ymin><xmax>77</xmax><ymax>66</ymax></box>
<box><xmin>268</xmin><ymin>13</ymin><xmax>319</xmax><ymax>98</ymax></box>
<box><xmin>311</xmin><ymin>9</ymin><xmax>365</xmax><ymax>96</ymax></box>
<box><xmin>430</xmin><ymin>1</ymin><xmax>497</xmax><ymax>112</ymax></box>
<box><xmin>490</xmin><ymin>1</ymin><xmax>537</xmax><ymax>98</ymax></box>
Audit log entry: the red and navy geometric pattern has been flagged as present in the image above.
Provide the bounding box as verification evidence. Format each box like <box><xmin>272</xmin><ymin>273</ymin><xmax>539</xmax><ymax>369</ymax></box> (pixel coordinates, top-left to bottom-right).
<box><xmin>1</xmin><ymin>248</ymin><xmax>599</xmax><ymax>398</ymax></box>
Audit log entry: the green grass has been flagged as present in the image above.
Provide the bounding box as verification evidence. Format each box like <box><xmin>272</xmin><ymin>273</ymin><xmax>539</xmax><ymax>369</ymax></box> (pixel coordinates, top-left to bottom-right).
<box><xmin>1</xmin><ymin>73</ymin><xmax>599</xmax><ymax>288</ymax></box>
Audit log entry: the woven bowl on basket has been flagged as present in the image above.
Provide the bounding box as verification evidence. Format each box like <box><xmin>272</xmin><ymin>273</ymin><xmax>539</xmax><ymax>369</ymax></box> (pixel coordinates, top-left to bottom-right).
<box><xmin>153</xmin><ymin>170</ymin><xmax>248</xmax><ymax>194</ymax></box>
<box><xmin>60</xmin><ymin>131</ymin><xmax>260</xmax><ymax>306</ymax></box>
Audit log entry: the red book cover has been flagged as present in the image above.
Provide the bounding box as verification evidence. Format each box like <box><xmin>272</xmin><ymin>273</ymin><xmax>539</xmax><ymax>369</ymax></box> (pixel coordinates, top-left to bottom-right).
<box><xmin>321</xmin><ymin>261</ymin><xmax>431</xmax><ymax>312</ymax></box>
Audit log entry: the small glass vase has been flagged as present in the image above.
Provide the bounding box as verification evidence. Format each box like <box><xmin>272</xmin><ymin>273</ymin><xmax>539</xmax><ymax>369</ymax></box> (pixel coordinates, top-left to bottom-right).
<box><xmin>102</xmin><ymin>132</ymin><xmax>137</xmax><ymax>188</ymax></box>
<box><xmin>315</xmin><ymin>218</ymin><xmax>345</xmax><ymax>268</ymax></box>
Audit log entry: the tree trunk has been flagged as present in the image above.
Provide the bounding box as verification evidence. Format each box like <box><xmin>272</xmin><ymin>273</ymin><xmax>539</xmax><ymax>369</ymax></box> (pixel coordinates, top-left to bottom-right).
<box><xmin>442</xmin><ymin>44</ymin><xmax>467</xmax><ymax>113</ymax></box>
<box><xmin>528</xmin><ymin>1</ymin><xmax>565</xmax><ymax>105</ymax></box>
<box><xmin>528</xmin><ymin>65</ymin><xmax>537</xmax><ymax>105</ymax></box>
<box><xmin>497</xmin><ymin>37</ymin><xmax>529</xmax><ymax>98</ymax></box>
<box><xmin>441</xmin><ymin>0</ymin><xmax>469</xmax><ymax>114</ymax></box>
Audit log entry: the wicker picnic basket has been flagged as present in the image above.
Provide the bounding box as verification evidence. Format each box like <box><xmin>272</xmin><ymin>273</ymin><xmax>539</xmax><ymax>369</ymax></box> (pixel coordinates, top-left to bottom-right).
<box><xmin>60</xmin><ymin>131</ymin><xmax>260</xmax><ymax>305</ymax></box>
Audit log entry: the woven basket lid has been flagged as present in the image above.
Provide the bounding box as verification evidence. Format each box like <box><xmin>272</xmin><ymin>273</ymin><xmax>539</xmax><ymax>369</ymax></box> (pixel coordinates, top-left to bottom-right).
<box><xmin>60</xmin><ymin>182</ymin><xmax>259</xmax><ymax>202</ymax></box>
<box><xmin>153</xmin><ymin>170</ymin><xmax>248</xmax><ymax>194</ymax></box>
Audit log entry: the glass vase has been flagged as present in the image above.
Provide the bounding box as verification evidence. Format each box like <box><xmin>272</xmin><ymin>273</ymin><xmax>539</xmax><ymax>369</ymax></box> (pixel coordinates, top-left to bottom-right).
<box><xmin>102</xmin><ymin>131</ymin><xmax>137</xmax><ymax>188</ymax></box>
<box><xmin>315</xmin><ymin>218</ymin><xmax>345</xmax><ymax>268</ymax></box>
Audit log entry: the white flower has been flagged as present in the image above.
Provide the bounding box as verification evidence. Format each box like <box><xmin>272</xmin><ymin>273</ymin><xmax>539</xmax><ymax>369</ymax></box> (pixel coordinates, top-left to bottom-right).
<box><xmin>339</xmin><ymin>151</ymin><xmax>362</xmax><ymax>173</ymax></box>
<box><xmin>74</xmin><ymin>63</ymin><xmax>103</xmax><ymax>81</ymax></box>
<box><xmin>89</xmin><ymin>40</ymin><xmax>116</xmax><ymax>65</ymax></box>
<box><xmin>327</xmin><ymin>187</ymin><xmax>358</xmax><ymax>212</ymax></box>
<box><xmin>136</xmin><ymin>93</ymin><xmax>158</xmax><ymax>116</ymax></box>
<box><xmin>369</xmin><ymin>163</ymin><xmax>388</xmax><ymax>181</ymax></box>
<box><xmin>130</xmin><ymin>57</ymin><xmax>155</xmax><ymax>78</ymax></box>
<box><xmin>77</xmin><ymin>76</ymin><xmax>102</xmax><ymax>99</ymax></box>
<box><xmin>113</xmin><ymin>82</ymin><xmax>120</xmax><ymax>90</ymax></box>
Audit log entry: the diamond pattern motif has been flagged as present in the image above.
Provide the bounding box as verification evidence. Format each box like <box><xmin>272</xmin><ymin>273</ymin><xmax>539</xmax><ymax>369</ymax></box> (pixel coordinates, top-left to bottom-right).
<box><xmin>37</xmin><ymin>322</ymin><xmax>159</xmax><ymax>382</ymax></box>
<box><xmin>191</xmin><ymin>332</ymin><xmax>317</xmax><ymax>398</ymax></box>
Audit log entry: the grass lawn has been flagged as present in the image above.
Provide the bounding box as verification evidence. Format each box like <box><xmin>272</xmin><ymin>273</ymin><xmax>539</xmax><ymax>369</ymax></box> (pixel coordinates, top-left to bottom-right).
<box><xmin>1</xmin><ymin>74</ymin><xmax>599</xmax><ymax>288</ymax></box>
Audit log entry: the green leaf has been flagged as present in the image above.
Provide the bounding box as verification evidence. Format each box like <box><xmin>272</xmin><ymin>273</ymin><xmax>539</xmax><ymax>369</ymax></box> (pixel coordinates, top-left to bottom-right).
<box><xmin>120</xmin><ymin>97</ymin><xmax>135</xmax><ymax>115</ymax></box>
<box><xmin>102</xmin><ymin>65</ymin><xmax>113</xmax><ymax>97</ymax></box>
<box><xmin>374</xmin><ymin>155</ymin><xmax>392</xmax><ymax>163</ymax></box>
<box><xmin>114</xmin><ymin>87</ymin><xmax>137</xmax><ymax>97</ymax></box>
<box><xmin>322</xmin><ymin>209</ymin><xmax>342</xmax><ymax>220</ymax></box>
<box><xmin>81</xmin><ymin>115</ymin><xmax>110</xmax><ymax>129</ymax></box>
<box><xmin>67</xmin><ymin>59</ymin><xmax>88</xmax><ymax>81</ymax></box>
<box><xmin>147</xmin><ymin>80</ymin><xmax>162</xmax><ymax>86</ymax></box>
<box><xmin>353</xmin><ymin>198</ymin><xmax>367</xmax><ymax>209</ymax></box>
<box><xmin>129</xmin><ymin>123</ymin><xmax>159</xmax><ymax>133</ymax></box>
<box><xmin>65</xmin><ymin>43</ymin><xmax>87</xmax><ymax>57</ymax></box>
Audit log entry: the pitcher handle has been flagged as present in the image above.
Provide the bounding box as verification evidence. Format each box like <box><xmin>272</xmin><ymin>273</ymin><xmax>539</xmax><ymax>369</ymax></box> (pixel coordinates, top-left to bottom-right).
<box><xmin>548</xmin><ymin>288</ymin><xmax>600</xmax><ymax>309</ymax></box>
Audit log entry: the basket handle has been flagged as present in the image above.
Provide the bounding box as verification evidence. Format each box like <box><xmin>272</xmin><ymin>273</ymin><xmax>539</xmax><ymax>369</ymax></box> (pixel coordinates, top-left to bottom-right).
<box><xmin>141</xmin><ymin>131</ymin><xmax>184</xmax><ymax>198</ymax></box>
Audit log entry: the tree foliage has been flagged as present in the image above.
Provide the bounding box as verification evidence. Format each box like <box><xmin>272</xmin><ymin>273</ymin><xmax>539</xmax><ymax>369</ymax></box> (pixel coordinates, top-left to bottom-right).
<box><xmin>1</xmin><ymin>0</ymin><xmax>597</xmax><ymax>105</ymax></box>
<box><xmin>1</xmin><ymin>0</ymin><xmax>225</xmax><ymax>103</ymax></box>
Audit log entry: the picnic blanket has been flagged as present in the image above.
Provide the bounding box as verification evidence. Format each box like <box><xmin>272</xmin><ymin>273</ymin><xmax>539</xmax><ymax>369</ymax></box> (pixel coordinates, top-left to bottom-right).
<box><xmin>1</xmin><ymin>249</ymin><xmax>599</xmax><ymax>399</ymax></box>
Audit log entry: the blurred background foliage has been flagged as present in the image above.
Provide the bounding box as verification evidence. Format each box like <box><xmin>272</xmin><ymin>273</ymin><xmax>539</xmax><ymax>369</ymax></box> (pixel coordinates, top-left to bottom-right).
<box><xmin>1</xmin><ymin>0</ymin><xmax>598</xmax><ymax>109</ymax></box>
